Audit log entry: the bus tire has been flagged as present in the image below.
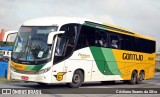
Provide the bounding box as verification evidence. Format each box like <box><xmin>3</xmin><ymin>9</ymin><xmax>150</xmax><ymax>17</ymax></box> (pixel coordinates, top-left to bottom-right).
<box><xmin>136</xmin><ymin>71</ymin><xmax>144</xmax><ymax>84</ymax></box>
<box><xmin>129</xmin><ymin>71</ymin><xmax>137</xmax><ymax>85</ymax></box>
<box><xmin>68</xmin><ymin>70</ymin><xmax>83</xmax><ymax>88</ymax></box>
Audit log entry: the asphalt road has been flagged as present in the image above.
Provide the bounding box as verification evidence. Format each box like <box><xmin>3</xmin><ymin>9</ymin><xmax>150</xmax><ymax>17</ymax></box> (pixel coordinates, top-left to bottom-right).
<box><xmin>0</xmin><ymin>73</ymin><xmax>160</xmax><ymax>97</ymax></box>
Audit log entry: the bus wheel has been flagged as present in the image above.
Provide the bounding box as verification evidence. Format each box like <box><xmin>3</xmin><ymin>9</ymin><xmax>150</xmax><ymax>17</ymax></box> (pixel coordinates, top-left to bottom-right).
<box><xmin>68</xmin><ymin>70</ymin><xmax>83</xmax><ymax>88</ymax></box>
<box><xmin>136</xmin><ymin>71</ymin><xmax>144</xmax><ymax>84</ymax></box>
<box><xmin>129</xmin><ymin>71</ymin><xmax>137</xmax><ymax>85</ymax></box>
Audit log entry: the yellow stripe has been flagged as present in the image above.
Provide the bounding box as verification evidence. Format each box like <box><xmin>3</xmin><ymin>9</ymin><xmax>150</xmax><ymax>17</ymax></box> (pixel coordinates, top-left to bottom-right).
<box><xmin>11</xmin><ymin>61</ymin><xmax>27</xmax><ymax>71</ymax></box>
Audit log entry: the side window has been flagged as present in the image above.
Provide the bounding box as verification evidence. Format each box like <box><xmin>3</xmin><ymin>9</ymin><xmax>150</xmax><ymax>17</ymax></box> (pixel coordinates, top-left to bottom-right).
<box><xmin>149</xmin><ymin>41</ymin><xmax>156</xmax><ymax>53</ymax></box>
<box><xmin>140</xmin><ymin>39</ymin><xmax>155</xmax><ymax>53</ymax></box>
<box><xmin>120</xmin><ymin>35</ymin><xmax>155</xmax><ymax>53</ymax></box>
<box><xmin>76</xmin><ymin>25</ymin><xmax>95</xmax><ymax>50</ymax></box>
<box><xmin>76</xmin><ymin>25</ymin><xmax>108</xmax><ymax>50</ymax></box>
<box><xmin>54</xmin><ymin>24</ymin><xmax>80</xmax><ymax>64</ymax></box>
<box><xmin>94</xmin><ymin>30</ymin><xmax>108</xmax><ymax>47</ymax></box>
<box><xmin>60</xmin><ymin>24</ymin><xmax>78</xmax><ymax>46</ymax></box>
<box><xmin>121</xmin><ymin>35</ymin><xmax>133</xmax><ymax>51</ymax></box>
<box><xmin>109</xmin><ymin>33</ymin><xmax>120</xmax><ymax>49</ymax></box>
<box><xmin>75</xmin><ymin>27</ymin><xmax>87</xmax><ymax>49</ymax></box>
<box><xmin>134</xmin><ymin>38</ymin><xmax>141</xmax><ymax>52</ymax></box>
<box><xmin>55</xmin><ymin>24</ymin><xmax>79</xmax><ymax>56</ymax></box>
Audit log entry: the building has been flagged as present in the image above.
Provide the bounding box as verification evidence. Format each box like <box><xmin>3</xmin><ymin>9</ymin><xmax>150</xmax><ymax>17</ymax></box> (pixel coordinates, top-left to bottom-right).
<box><xmin>0</xmin><ymin>29</ymin><xmax>5</xmax><ymax>41</ymax></box>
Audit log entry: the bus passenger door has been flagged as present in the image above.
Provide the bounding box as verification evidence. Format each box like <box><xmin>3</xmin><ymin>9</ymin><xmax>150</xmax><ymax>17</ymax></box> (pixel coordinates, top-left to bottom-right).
<box><xmin>91</xmin><ymin>60</ymin><xmax>104</xmax><ymax>81</ymax></box>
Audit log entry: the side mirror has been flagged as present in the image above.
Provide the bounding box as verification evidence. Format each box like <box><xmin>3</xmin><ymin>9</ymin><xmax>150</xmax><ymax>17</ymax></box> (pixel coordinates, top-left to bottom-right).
<box><xmin>3</xmin><ymin>30</ymin><xmax>18</xmax><ymax>42</ymax></box>
<box><xmin>47</xmin><ymin>31</ymin><xmax>65</xmax><ymax>45</ymax></box>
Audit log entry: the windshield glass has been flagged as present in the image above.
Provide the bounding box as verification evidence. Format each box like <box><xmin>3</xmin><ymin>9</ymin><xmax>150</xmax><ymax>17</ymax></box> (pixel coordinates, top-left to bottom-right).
<box><xmin>12</xmin><ymin>26</ymin><xmax>58</xmax><ymax>64</ymax></box>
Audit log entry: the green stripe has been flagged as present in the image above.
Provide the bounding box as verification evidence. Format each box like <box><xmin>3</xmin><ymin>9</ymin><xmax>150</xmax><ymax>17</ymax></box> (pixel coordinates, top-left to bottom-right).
<box><xmin>90</xmin><ymin>47</ymin><xmax>121</xmax><ymax>75</ymax></box>
<box><xmin>101</xmin><ymin>48</ymin><xmax>121</xmax><ymax>75</ymax></box>
<box><xmin>83</xmin><ymin>24</ymin><xmax>107</xmax><ymax>30</ymax></box>
<box><xmin>83</xmin><ymin>23</ymin><xmax>96</xmax><ymax>28</ymax></box>
<box><xmin>90</xmin><ymin>47</ymin><xmax>107</xmax><ymax>74</ymax></box>
<box><xmin>25</xmin><ymin>64</ymin><xmax>45</xmax><ymax>71</ymax></box>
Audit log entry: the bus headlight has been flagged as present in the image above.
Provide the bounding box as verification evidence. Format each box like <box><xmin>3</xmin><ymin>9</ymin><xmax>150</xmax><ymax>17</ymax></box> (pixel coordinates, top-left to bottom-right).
<box><xmin>37</xmin><ymin>67</ymin><xmax>51</xmax><ymax>74</ymax></box>
<box><xmin>10</xmin><ymin>66</ymin><xmax>16</xmax><ymax>72</ymax></box>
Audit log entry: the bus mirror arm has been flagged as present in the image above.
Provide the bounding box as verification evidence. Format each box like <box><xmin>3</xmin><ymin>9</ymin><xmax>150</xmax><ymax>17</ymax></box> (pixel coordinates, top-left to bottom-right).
<box><xmin>47</xmin><ymin>31</ymin><xmax>65</xmax><ymax>45</ymax></box>
<box><xmin>3</xmin><ymin>31</ymin><xmax>18</xmax><ymax>42</ymax></box>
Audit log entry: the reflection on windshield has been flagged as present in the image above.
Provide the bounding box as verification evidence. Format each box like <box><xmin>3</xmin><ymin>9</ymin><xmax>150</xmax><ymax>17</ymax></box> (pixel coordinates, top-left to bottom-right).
<box><xmin>12</xmin><ymin>26</ymin><xmax>57</xmax><ymax>63</ymax></box>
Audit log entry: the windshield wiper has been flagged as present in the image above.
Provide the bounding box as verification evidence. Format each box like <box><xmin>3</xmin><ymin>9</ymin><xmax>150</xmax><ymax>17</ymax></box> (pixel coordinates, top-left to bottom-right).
<box><xmin>27</xmin><ymin>39</ymin><xmax>37</xmax><ymax>64</ymax></box>
<box><xmin>16</xmin><ymin>37</ymin><xmax>30</xmax><ymax>61</ymax></box>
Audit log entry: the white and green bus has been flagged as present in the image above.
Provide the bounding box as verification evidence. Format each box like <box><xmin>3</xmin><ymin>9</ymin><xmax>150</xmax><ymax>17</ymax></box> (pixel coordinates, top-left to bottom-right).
<box><xmin>10</xmin><ymin>17</ymin><xmax>156</xmax><ymax>88</ymax></box>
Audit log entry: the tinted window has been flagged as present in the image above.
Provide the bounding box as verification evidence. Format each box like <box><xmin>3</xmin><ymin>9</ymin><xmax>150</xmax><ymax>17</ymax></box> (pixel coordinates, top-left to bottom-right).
<box><xmin>76</xmin><ymin>25</ymin><xmax>108</xmax><ymax>50</ymax></box>
<box><xmin>53</xmin><ymin>24</ymin><xmax>80</xmax><ymax>64</ymax></box>
<box><xmin>121</xmin><ymin>35</ymin><xmax>133</xmax><ymax>51</ymax></box>
<box><xmin>108</xmin><ymin>33</ymin><xmax>120</xmax><ymax>49</ymax></box>
<box><xmin>76</xmin><ymin>24</ymin><xmax>155</xmax><ymax>53</ymax></box>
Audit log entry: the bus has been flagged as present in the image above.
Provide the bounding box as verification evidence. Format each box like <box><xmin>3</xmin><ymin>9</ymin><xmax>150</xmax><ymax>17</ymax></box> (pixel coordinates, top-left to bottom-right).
<box><xmin>10</xmin><ymin>17</ymin><xmax>156</xmax><ymax>88</ymax></box>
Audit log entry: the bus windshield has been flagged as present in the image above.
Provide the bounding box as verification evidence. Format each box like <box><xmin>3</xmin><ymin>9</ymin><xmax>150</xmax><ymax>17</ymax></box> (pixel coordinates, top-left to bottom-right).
<box><xmin>12</xmin><ymin>26</ymin><xmax>58</xmax><ymax>64</ymax></box>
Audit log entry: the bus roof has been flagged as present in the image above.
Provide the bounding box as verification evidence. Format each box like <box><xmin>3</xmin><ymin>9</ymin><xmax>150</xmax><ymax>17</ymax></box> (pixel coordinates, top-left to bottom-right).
<box><xmin>23</xmin><ymin>17</ymin><xmax>97</xmax><ymax>26</ymax></box>
<box><xmin>103</xmin><ymin>23</ymin><xmax>155</xmax><ymax>41</ymax></box>
<box><xmin>22</xmin><ymin>17</ymin><xmax>155</xmax><ymax>41</ymax></box>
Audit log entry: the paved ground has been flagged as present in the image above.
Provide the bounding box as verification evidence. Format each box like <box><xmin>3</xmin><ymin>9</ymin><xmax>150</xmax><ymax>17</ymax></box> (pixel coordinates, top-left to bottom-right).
<box><xmin>0</xmin><ymin>73</ymin><xmax>160</xmax><ymax>97</ymax></box>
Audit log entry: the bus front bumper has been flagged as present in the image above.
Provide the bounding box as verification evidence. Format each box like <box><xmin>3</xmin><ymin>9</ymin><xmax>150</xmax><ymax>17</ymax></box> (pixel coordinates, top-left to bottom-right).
<box><xmin>10</xmin><ymin>69</ymin><xmax>52</xmax><ymax>83</ymax></box>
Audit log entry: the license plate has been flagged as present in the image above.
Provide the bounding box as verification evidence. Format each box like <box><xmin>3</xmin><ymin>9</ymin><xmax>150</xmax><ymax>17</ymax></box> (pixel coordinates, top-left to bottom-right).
<box><xmin>21</xmin><ymin>76</ymin><xmax>29</xmax><ymax>80</ymax></box>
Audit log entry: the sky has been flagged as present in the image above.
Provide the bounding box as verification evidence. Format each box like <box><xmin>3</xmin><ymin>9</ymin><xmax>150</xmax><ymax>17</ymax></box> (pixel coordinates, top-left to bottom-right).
<box><xmin>0</xmin><ymin>0</ymin><xmax>160</xmax><ymax>51</ymax></box>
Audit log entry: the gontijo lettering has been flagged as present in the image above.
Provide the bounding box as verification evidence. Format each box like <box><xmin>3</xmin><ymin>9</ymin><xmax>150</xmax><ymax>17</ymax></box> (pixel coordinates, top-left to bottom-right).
<box><xmin>122</xmin><ymin>53</ymin><xmax>143</xmax><ymax>61</ymax></box>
